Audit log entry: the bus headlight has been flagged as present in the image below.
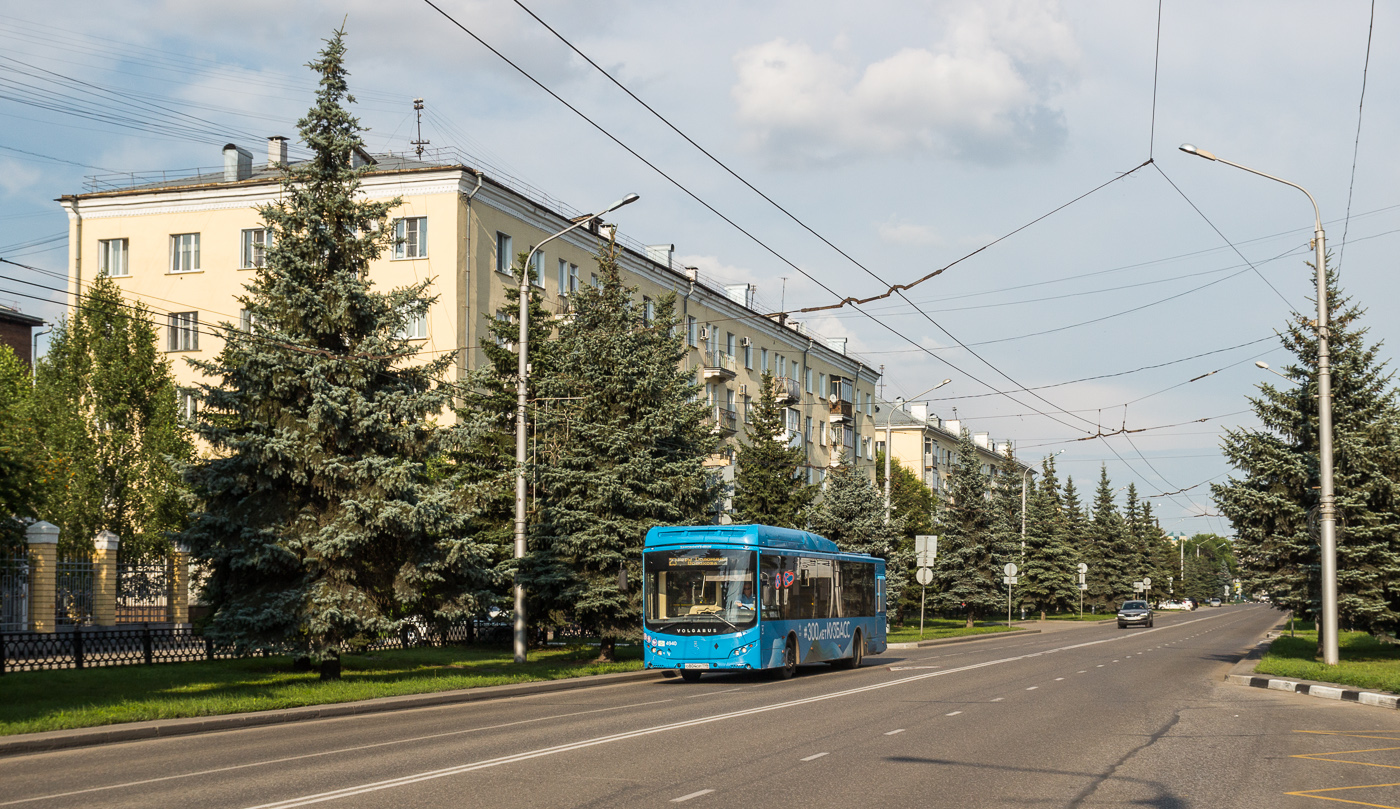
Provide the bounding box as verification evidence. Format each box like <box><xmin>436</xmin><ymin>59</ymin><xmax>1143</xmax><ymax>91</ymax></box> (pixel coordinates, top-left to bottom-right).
<box><xmin>730</xmin><ymin>642</ymin><xmax>755</xmax><ymax>656</ymax></box>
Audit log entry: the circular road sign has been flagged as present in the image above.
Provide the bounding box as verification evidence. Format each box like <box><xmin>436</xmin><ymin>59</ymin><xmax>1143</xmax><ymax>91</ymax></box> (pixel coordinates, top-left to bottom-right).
<box><xmin>916</xmin><ymin>567</ymin><xmax>934</xmax><ymax>586</ymax></box>
<box><xmin>1077</xmin><ymin>563</ymin><xmax>1089</xmax><ymax>574</ymax></box>
<box><xmin>1004</xmin><ymin>562</ymin><xmax>1018</xmax><ymax>577</ymax></box>
<box><xmin>1143</xmin><ymin>577</ymin><xmax>1152</xmax><ymax>587</ymax></box>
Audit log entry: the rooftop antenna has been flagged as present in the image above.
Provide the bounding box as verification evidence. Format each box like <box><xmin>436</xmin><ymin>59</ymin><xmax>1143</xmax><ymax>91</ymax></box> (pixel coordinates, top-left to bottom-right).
<box><xmin>411</xmin><ymin>98</ymin><xmax>430</xmax><ymax>158</ymax></box>
<box><xmin>779</xmin><ymin>276</ymin><xmax>789</xmax><ymax>313</ymax></box>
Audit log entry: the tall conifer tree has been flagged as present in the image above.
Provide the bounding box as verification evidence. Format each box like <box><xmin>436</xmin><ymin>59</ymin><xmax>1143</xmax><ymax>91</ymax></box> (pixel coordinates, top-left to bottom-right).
<box><xmin>808</xmin><ymin>452</ymin><xmax>908</xmax><ymax>608</ymax></box>
<box><xmin>1086</xmin><ymin>467</ymin><xmax>1131</xmax><ymax>609</ymax></box>
<box><xmin>733</xmin><ymin>371</ymin><xmax>814</xmax><ymax>527</ymax></box>
<box><xmin>931</xmin><ymin>430</ymin><xmax>1008</xmax><ymax>626</ymax></box>
<box><xmin>180</xmin><ymin>30</ymin><xmax>481</xmax><ymax>671</ymax></box>
<box><xmin>528</xmin><ymin>239</ymin><xmax>720</xmax><ymax>661</ymax></box>
<box><xmin>1214</xmin><ymin>269</ymin><xmax>1400</xmax><ymax>635</ymax></box>
<box><xmin>1021</xmin><ymin>456</ymin><xmax>1076</xmax><ymax>618</ymax></box>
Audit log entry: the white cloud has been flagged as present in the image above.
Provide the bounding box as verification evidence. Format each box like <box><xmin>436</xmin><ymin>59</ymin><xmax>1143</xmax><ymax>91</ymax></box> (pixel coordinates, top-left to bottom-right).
<box><xmin>0</xmin><ymin>160</ymin><xmax>44</xmax><ymax>195</ymax></box>
<box><xmin>730</xmin><ymin>1</ymin><xmax>1077</xmax><ymax>166</ymax></box>
<box><xmin>877</xmin><ymin>217</ymin><xmax>943</xmax><ymax>247</ymax></box>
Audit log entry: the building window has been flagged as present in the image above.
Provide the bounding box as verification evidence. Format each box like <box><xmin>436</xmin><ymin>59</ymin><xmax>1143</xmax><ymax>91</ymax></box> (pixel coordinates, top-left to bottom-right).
<box><xmin>819</xmin><ymin>420</ymin><xmax>827</xmax><ymax>447</ymax></box>
<box><xmin>399</xmin><ymin>309</ymin><xmax>428</xmax><ymax>340</ymax></box>
<box><xmin>778</xmin><ymin>356</ymin><xmax>786</xmax><ymax>379</ymax></box>
<box><xmin>494</xmin><ymin>311</ymin><xmax>514</xmax><ymax>349</ymax></box>
<box><xmin>726</xmin><ymin>388</ymin><xmax>736</xmax><ymax>412</ymax></box>
<box><xmin>98</xmin><ymin>238</ymin><xmax>128</xmax><ymax>277</ymax></box>
<box><xmin>805</xmin><ymin>367</ymin><xmax>813</xmax><ymax>394</ymax></box>
<box><xmin>393</xmin><ymin>217</ymin><xmax>427</xmax><ymax>259</ymax></box>
<box><xmin>167</xmin><ymin>312</ymin><xmax>198</xmax><ymax>351</ymax></box>
<box><xmin>761</xmin><ymin>348</ymin><xmax>769</xmax><ymax>373</ymax></box>
<box><xmin>169</xmin><ymin>233</ymin><xmax>200</xmax><ymax>273</ymax></box>
<box><xmin>686</xmin><ymin>316</ymin><xmax>698</xmax><ymax>347</ymax></box>
<box><xmin>743</xmin><ymin>395</ymin><xmax>752</xmax><ymax>423</ymax></box>
<box><xmin>238</xmin><ymin>309</ymin><xmax>257</xmax><ymax>333</ymax></box>
<box><xmin>528</xmin><ymin>250</ymin><xmax>544</xmax><ymax>287</ymax></box>
<box><xmin>726</xmin><ymin>332</ymin><xmax>736</xmax><ymax>357</ymax></box>
<box><xmin>743</xmin><ymin>343</ymin><xmax>753</xmax><ymax>369</ymax></box>
<box><xmin>805</xmin><ymin>416</ymin><xmax>812</xmax><ymax>444</ymax></box>
<box><xmin>643</xmin><ymin>296</ymin><xmax>655</xmax><ymax>325</ymax></box>
<box><xmin>177</xmin><ymin>390</ymin><xmax>197</xmax><ymax>424</ymax></box>
<box><xmin>496</xmin><ymin>232</ymin><xmax>513</xmax><ymax>274</ymax></box>
<box><xmin>241</xmin><ymin>228</ymin><xmax>273</xmax><ymax>269</ymax></box>
<box><xmin>591</xmin><ymin>273</ymin><xmax>600</xmax><ymax>288</ymax></box>
<box><xmin>819</xmin><ymin>373</ymin><xmax>827</xmax><ymax>398</ymax></box>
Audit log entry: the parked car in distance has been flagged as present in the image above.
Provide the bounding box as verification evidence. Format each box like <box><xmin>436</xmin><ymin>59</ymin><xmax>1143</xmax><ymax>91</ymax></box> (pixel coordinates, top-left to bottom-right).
<box><xmin>1183</xmin><ymin>598</ymin><xmax>1198</xmax><ymax>610</ymax></box>
<box><xmin>1158</xmin><ymin>600</ymin><xmax>1188</xmax><ymax>611</ymax></box>
<box><xmin>1117</xmin><ymin>600</ymin><xmax>1154</xmax><ymax>629</ymax></box>
<box><xmin>1208</xmin><ymin>598</ymin><xmax>1223</xmax><ymax>607</ymax></box>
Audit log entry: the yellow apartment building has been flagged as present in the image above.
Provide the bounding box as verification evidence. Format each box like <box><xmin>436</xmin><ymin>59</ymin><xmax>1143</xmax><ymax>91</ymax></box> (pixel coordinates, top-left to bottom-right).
<box><xmin>874</xmin><ymin>397</ymin><xmax>1028</xmax><ymax>500</ymax></box>
<box><xmin>58</xmin><ymin>139</ymin><xmax>885</xmax><ymax>519</ymax></box>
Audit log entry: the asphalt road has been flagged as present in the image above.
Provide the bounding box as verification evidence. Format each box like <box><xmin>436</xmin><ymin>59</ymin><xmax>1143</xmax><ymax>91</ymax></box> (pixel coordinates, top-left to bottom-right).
<box><xmin>6</xmin><ymin>604</ymin><xmax>1400</xmax><ymax>809</ymax></box>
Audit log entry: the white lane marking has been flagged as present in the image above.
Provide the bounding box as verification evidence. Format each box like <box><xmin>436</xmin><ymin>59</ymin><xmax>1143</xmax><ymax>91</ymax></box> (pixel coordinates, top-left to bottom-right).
<box><xmin>945</xmin><ymin>711</ymin><xmax>963</xmax><ymax>716</ymax></box>
<box><xmin>1055</xmin><ymin>677</ymin><xmax>1065</xmax><ymax>681</ymax></box>
<box><xmin>0</xmin><ymin>699</ymin><xmax>680</xmax><ymax>808</ymax></box>
<box><xmin>889</xmin><ymin>665</ymin><xmax>941</xmax><ymax>671</ymax></box>
<box><xmin>1077</xmin><ymin>670</ymin><xmax>1086</xmax><ymax>673</ymax></box>
<box><xmin>686</xmin><ymin>688</ymin><xmax>742</xmax><ymax>699</ymax></box>
<box><xmin>990</xmin><ymin>697</ymin><xmax>1004</xmax><ymax>702</ymax></box>
<box><xmin>671</xmin><ymin>789</ymin><xmax>715</xmax><ymax>803</ymax></box>
<box><xmin>884</xmin><ymin>729</ymin><xmax>906</xmax><ymax>736</ymax></box>
<box><xmin>1097</xmin><ymin>664</ymin><xmax>1105</xmax><ymax>667</ymax></box>
<box><xmin>1026</xmin><ymin>686</ymin><xmax>1038</xmax><ymax>691</ymax></box>
<box><xmin>228</xmin><ymin>611</ymin><xmax>1245</xmax><ymax>809</ymax></box>
<box><xmin>801</xmin><ymin>752</ymin><xmax>829</xmax><ymax>762</ymax></box>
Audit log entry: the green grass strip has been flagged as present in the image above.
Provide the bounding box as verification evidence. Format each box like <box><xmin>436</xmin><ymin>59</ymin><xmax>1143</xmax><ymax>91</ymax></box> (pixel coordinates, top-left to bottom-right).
<box><xmin>885</xmin><ymin>621</ymin><xmax>1019</xmax><ymax>644</ymax></box>
<box><xmin>1254</xmin><ymin>629</ymin><xmax>1400</xmax><ymax>694</ymax></box>
<box><xmin>0</xmin><ymin>645</ymin><xmax>642</xmax><ymax>736</ymax></box>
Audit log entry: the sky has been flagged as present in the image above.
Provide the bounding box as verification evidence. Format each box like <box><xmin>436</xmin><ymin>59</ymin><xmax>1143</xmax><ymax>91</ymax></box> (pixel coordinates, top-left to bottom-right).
<box><xmin>0</xmin><ymin>0</ymin><xmax>1395</xmax><ymax>539</ymax></box>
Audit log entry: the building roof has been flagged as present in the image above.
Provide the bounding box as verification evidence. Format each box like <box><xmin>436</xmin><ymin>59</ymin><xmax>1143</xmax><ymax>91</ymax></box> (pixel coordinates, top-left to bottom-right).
<box><xmin>0</xmin><ymin>304</ymin><xmax>44</xmax><ymax>328</ymax></box>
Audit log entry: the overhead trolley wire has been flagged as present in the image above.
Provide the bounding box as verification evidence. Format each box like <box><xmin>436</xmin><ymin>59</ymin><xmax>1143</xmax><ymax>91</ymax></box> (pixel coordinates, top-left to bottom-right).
<box><xmin>1338</xmin><ymin>0</ymin><xmax>1376</xmax><ymax>270</ymax></box>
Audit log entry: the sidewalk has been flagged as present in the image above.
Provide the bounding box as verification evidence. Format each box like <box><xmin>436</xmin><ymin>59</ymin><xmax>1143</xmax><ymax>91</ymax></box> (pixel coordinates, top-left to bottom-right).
<box><xmin>0</xmin><ymin>668</ymin><xmax>669</xmax><ymax>759</ymax></box>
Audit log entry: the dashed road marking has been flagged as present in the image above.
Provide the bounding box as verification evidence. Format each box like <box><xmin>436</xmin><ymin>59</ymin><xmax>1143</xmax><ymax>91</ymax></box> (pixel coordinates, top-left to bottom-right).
<box><xmin>672</xmin><ymin>790</ymin><xmax>715</xmax><ymax>803</ymax></box>
<box><xmin>990</xmin><ymin>697</ymin><xmax>1004</xmax><ymax>702</ymax></box>
<box><xmin>801</xmin><ymin>752</ymin><xmax>829</xmax><ymax>762</ymax></box>
<box><xmin>1055</xmin><ymin>677</ymin><xmax>1065</xmax><ymax>681</ymax></box>
<box><xmin>884</xmin><ymin>729</ymin><xmax>905</xmax><ymax>736</ymax></box>
<box><xmin>1026</xmin><ymin>686</ymin><xmax>1038</xmax><ymax>691</ymax></box>
<box><xmin>946</xmin><ymin>711</ymin><xmax>963</xmax><ymax>716</ymax></box>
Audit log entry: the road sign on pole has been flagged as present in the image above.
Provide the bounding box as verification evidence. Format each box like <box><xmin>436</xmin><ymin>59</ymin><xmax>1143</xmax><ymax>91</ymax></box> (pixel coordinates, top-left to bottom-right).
<box><xmin>1004</xmin><ymin>562</ymin><xmax>1018</xmax><ymax>577</ymax></box>
<box><xmin>1077</xmin><ymin>563</ymin><xmax>1089</xmax><ymax>574</ymax></box>
<box><xmin>916</xmin><ymin>567</ymin><xmax>934</xmax><ymax>586</ymax></box>
<box><xmin>915</xmin><ymin>535</ymin><xmax>937</xmax><ymax>568</ymax></box>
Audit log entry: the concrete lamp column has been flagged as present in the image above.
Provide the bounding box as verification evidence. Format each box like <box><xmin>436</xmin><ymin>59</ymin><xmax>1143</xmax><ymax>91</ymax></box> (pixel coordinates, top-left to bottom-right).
<box><xmin>93</xmin><ymin>530</ymin><xmax>119</xmax><ymax>626</ymax></box>
<box><xmin>24</xmin><ymin>521</ymin><xmax>59</xmax><ymax>633</ymax></box>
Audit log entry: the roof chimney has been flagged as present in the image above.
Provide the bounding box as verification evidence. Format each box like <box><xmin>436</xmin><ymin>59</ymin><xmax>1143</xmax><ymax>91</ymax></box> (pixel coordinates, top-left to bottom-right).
<box><xmin>909</xmin><ymin>402</ymin><xmax>929</xmax><ymax>423</ymax></box>
<box><xmin>267</xmin><ymin>136</ymin><xmax>288</xmax><ymax>167</ymax></box>
<box><xmin>223</xmin><ymin>144</ymin><xmax>252</xmax><ymax>182</ymax></box>
<box><xmin>685</xmin><ymin>266</ymin><xmax>699</xmax><ymax>282</ymax></box>
<box><xmin>826</xmin><ymin>337</ymin><xmax>848</xmax><ymax>355</ymax></box>
<box><xmin>973</xmin><ymin>432</ymin><xmax>990</xmax><ymax>449</ymax></box>
<box><xmin>724</xmin><ymin>283</ymin><xmax>756</xmax><ymax>308</ymax></box>
<box><xmin>645</xmin><ymin>244</ymin><xmax>675</xmax><ymax>270</ymax></box>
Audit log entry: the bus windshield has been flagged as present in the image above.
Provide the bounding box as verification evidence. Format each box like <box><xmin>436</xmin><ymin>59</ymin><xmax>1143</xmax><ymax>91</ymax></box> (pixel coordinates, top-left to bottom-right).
<box><xmin>644</xmin><ymin>549</ymin><xmax>757</xmax><ymax>635</ymax></box>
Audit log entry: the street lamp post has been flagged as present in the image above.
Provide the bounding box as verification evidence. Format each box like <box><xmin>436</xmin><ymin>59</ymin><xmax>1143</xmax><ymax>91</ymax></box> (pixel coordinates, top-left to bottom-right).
<box><xmin>1255</xmin><ymin>361</ymin><xmax>1298</xmax><ymax>385</ymax></box>
<box><xmin>1022</xmin><ymin>449</ymin><xmax>1064</xmax><ymax>556</ymax></box>
<box><xmin>1180</xmin><ymin>143</ymin><xmax>1338</xmax><ymax>666</ymax></box>
<box><xmin>884</xmin><ymin>379</ymin><xmax>951</xmax><ymax>525</ymax></box>
<box><xmin>513</xmin><ymin>193</ymin><xmax>639</xmax><ymax>664</ymax></box>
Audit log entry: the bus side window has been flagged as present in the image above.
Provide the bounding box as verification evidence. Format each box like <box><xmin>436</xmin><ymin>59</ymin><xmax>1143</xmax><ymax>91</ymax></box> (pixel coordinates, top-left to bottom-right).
<box><xmin>761</xmin><ymin>554</ymin><xmax>787</xmax><ymax>621</ymax></box>
<box><xmin>877</xmin><ymin>576</ymin><xmax>886</xmax><ymax>614</ymax></box>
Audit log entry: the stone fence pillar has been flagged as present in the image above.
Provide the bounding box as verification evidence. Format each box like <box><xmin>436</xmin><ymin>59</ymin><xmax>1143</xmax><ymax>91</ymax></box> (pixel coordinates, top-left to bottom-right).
<box><xmin>25</xmin><ymin>521</ymin><xmax>58</xmax><ymax>634</ymax></box>
<box><xmin>93</xmin><ymin>530</ymin><xmax>119</xmax><ymax>627</ymax></box>
<box><xmin>171</xmin><ymin>543</ymin><xmax>190</xmax><ymax>625</ymax></box>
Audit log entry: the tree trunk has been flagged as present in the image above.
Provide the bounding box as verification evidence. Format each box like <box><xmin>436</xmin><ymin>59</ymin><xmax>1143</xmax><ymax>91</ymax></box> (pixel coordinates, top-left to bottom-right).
<box><xmin>319</xmin><ymin>651</ymin><xmax>341</xmax><ymax>680</ymax></box>
<box><xmin>1040</xmin><ymin>609</ymin><xmax>1047</xmax><ymax>621</ymax></box>
<box><xmin>597</xmin><ymin>636</ymin><xmax>616</xmax><ymax>663</ymax></box>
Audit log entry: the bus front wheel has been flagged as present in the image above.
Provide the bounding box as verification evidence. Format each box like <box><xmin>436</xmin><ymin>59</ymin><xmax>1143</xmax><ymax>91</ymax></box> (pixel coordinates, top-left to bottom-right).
<box><xmin>680</xmin><ymin>669</ymin><xmax>702</xmax><ymax>683</ymax></box>
<box><xmin>774</xmin><ymin>637</ymin><xmax>797</xmax><ymax>680</ymax></box>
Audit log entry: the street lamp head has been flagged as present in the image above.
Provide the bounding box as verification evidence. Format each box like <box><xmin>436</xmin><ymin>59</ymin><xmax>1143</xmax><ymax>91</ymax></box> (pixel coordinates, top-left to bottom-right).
<box><xmin>1255</xmin><ymin>361</ymin><xmax>1270</xmax><ymax>369</ymax></box>
<box><xmin>936</xmin><ymin>378</ymin><xmax>952</xmax><ymax>389</ymax></box>
<box><xmin>600</xmin><ymin>193</ymin><xmax>640</xmax><ymax>215</ymax></box>
<box><xmin>1179</xmin><ymin>143</ymin><xmax>1217</xmax><ymax>161</ymax></box>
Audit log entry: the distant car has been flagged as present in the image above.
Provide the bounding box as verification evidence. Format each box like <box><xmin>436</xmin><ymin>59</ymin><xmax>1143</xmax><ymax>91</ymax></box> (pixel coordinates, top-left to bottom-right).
<box><xmin>1117</xmin><ymin>600</ymin><xmax>1154</xmax><ymax>629</ymax></box>
<box><xmin>1208</xmin><ymin>598</ymin><xmax>1223</xmax><ymax>607</ymax></box>
<box><xmin>1158</xmin><ymin>600</ymin><xmax>1187</xmax><ymax>611</ymax></box>
<box><xmin>1183</xmin><ymin>598</ymin><xmax>1198</xmax><ymax>610</ymax></box>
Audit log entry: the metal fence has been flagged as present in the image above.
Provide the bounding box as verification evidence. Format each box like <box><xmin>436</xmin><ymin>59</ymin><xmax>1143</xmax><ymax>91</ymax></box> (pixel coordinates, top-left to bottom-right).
<box><xmin>0</xmin><ymin>550</ymin><xmax>27</xmax><ymax>633</ymax></box>
<box><xmin>117</xmin><ymin>561</ymin><xmax>172</xmax><ymax>624</ymax></box>
<box><xmin>55</xmin><ymin>551</ymin><xmax>93</xmax><ymax>627</ymax></box>
<box><xmin>0</xmin><ymin>619</ymin><xmax>514</xmax><ymax>674</ymax></box>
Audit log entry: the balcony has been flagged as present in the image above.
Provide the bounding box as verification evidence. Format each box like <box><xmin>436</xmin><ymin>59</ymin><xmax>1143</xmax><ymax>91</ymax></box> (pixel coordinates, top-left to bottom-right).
<box><xmin>702</xmin><ymin>350</ymin><xmax>738</xmax><ymax>381</ymax></box>
<box><xmin>709</xmin><ymin>405</ymin><xmax>738</xmax><ymax>436</ymax></box>
<box><xmin>828</xmin><ymin>398</ymin><xmax>853</xmax><ymax>422</ymax></box>
<box><xmin>771</xmin><ymin>375</ymin><xmax>801</xmax><ymax>404</ymax></box>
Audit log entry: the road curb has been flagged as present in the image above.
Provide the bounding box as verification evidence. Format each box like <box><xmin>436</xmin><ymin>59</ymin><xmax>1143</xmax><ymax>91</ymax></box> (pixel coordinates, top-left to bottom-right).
<box><xmin>887</xmin><ymin>628</ymin><xmax>1041</xmax><ymax>649</ymax></box>
<box><xmin>1225</xmin><ymin>673</ymin><xmax>1400</xmax><ymax>709</ymax></box>
<box><xmin>0</xmin><ymin>668</ymin><xmax>670</xmax><ymax>759</ymax></box>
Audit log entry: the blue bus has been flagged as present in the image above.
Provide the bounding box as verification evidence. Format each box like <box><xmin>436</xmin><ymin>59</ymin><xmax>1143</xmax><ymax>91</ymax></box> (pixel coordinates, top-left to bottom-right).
<box><xmin>643</xmin><ymin>524</ymin><xmax>887</xmax><ymax>681</ymax></box>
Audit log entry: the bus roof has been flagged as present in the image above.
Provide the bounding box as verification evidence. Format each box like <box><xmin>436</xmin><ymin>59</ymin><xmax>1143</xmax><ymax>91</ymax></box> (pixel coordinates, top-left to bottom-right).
<box><xmin>645</xmin><ymin>524</ymin><xmax>845</xmax><ymax>554</ymax></box>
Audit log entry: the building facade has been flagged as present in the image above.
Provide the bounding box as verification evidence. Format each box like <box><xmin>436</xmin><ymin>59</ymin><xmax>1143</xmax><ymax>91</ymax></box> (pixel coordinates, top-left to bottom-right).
<box><xmin>875</xmin><ymin>397</ymin><xmax>1026</xmax><ymax>499</ymax></box>
<box><xmin>0</xmin><ymin>304</ymin><xmax>44</xmax><ymax>368</ymax></box>
<box><xmin>58</xmin><ymin>140</ymin><xmax>884</xmax><ymax>519</ymax></box>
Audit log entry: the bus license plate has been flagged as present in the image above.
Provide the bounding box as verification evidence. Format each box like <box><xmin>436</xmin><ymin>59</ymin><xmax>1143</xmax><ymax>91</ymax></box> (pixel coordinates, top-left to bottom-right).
<box><xmin>684</xmin><ymin>663</ymin><xmax>709</xmax><ymax>670</ymax></box>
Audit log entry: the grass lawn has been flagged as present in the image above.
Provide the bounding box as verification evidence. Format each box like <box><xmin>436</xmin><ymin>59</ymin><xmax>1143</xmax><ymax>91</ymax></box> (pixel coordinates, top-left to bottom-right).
<box><xmin>1042</xmin><ymin>612</ymin><xmax>1116</xmax><ymax>622</ymax></box>
<box><xmin>886</xmin><ymin>620</ymin><xmax>1019</xmax><ymax>644</ymax></box>
<box><xmin>0</xmin><ymin>644</ymin><xmax>642</xmax><ymax>736</ymax></box>
<box><xmin>1255</xmin><ymin>628</ymin><xmax>1400</xmax><ymax>694</ymax></box>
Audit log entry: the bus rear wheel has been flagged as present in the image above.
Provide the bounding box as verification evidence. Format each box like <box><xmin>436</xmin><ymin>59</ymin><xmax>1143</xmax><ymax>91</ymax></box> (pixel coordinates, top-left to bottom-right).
<box><xmin>774</xmin><ymin>637</ymin><xmax>797</xmax><ymax>680</ymax></box>
<box><xmin>680</xmin><ymin>669</ymin><xmax>702</xmax><ymax>682</ymax></box>
<box><xmin>835</xmin><ymin>631</ymin><xmax>863</xmax><ymax>669</ymax></box>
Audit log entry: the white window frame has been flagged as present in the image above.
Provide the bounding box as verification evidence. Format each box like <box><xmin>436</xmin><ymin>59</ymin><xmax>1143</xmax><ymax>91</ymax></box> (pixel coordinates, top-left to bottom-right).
<box><xmin>240</xmin><ymin>228</ymin><xmax>273</xmax><ymax>269</ymax></box>
<box><xmin>177</xmin><ymin>390</ymin><xmax>197</xmax><ymax>424</ymax></box>
<box><xmin>496</xmin><ymin>232</ymin><xmax>513</xmax><ymax>275</ymax></box>
<box><xmin>686</xmin><ymin>316</ymin><xmax>698</xmax><ymax>348</ymax></box>
<box><xmin>167</xmin><ymin>311</ymin><xmax>198</xmax><ymax>351</ymax></box>
<box><xmin>743</xmin><ymin>343</ymin><xmax>753</xmax><ymax>369</ymax></box>
<box><xmin>643</xmin><ymin>296</ymin><xmax>655</xmax><ymax>325</ymax></box>
<box><xmin>398</xmin><ymin>308</ymin><xmax>428</xmax><ymax>340</ymax></box>
<box><xmin>169</xmin><ymin>233</ymin><xmax>200</xmax><ymax>274</ymax></box>
<box><xmin>528</xmin><ymin>249</ymin><xmax>544</xmax><ymax>287</ymax></box>
<box><xmin>98</xmin><ymin>238</ymin><xmax>128</xmax><ymax>277</ymax></box>
<box><xmin>394</xmin><ymin>217</ymin><xmax>428</xmax><ymax>260</ymax></box>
